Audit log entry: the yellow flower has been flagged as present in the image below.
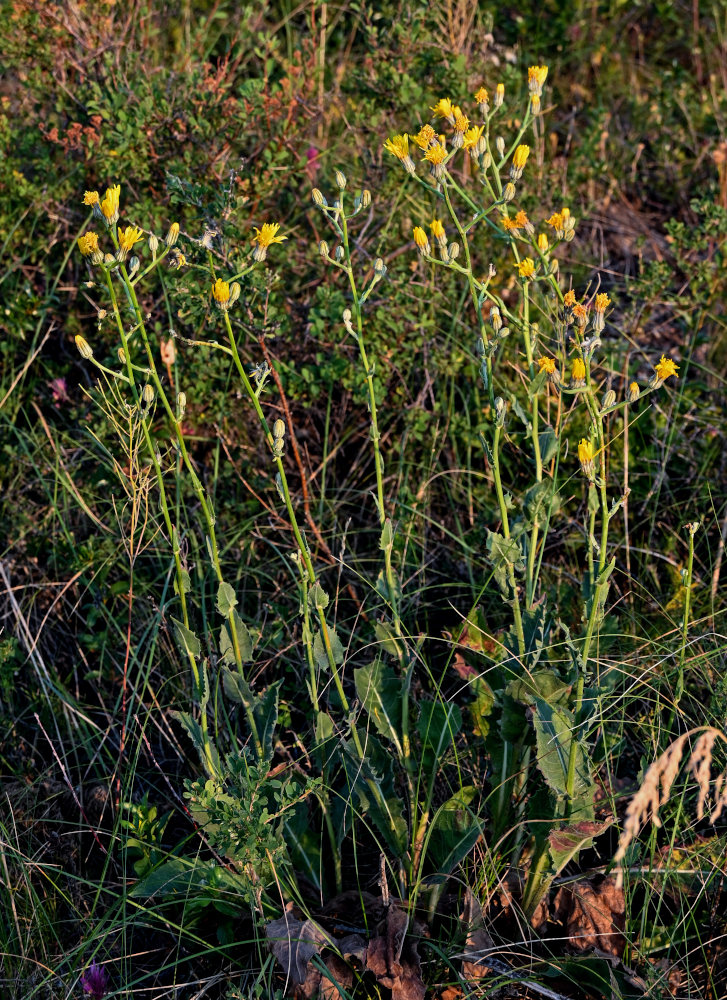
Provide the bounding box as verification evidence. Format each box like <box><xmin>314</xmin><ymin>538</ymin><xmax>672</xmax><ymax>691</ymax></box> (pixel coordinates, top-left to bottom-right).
<box><xmin>654</xmin><ymin>355</ymin><xmax>680</xmax><ymax>381</ymax></box>
<box><xmin>573</xmin><ymin>302</ymin><xmax>588</xmax><ymax>325</ymax></box>
<box><xmin>537</xmin><ymin>355</ymin><xmax>557</xmax><ymax>375</ymax></box>
<box><xmin>383</xmin><ymin>134</ymin><xmax>410</xmax><ymax>160</ymax></box>
<box><xmin>571</xmin><ymin>357</ymin><xmax>586</xmax><ymax>383</ymax></box>
<box><xmin>429</xmin><ymin>218</ymin><xmax>447</xmax><ymax>248</ymax></box>
<box><xmin>118</xmin><ymin>225</ymin><xmax>144</xmax><ymax>253</ymax></box>
<box><xmin>166</xmin><ymin>222</ymin><xmax>180</xmax><ymax>247</ymax></box>
<box><xmin>212</xmin><ymin>278</ymin><xmax>231</xmax><ymax>309</ymax></box>
<box><xmin>528</xmin><ymin>64</ymin><xmax>549</xmax><ymax>96</ymax></box>
<box><xmin>100</xmin><ymin>184</ymin><xmax>120</xmax><ymax>225</ymax></box>
<box><xmin>453</xmin><ymin>111</ymin><xmax>469</xmax><ymax>133</ymax></box>
<box><xmin>413</xmin><ymin>226</ymin><xmax>430</xmax><ymax>255</ymax></box>
<box><xmin>595</xmin><ymin>293</ymin><xmax>611</xmax><ymax>313</ymax></box>
<box><xmin>564</xmin><ymin>289</ymin><xmax>576</xmax><ymax>306</ymax></box>
<box><xmin>495</xmin><ymin>83</ymin><xmax>505</xmax><ymax>107</ymax></box>
<box><xmin>77</xmin><ymin>231</ymin><xmax>99</xmax><ymax>256</ymax></box>
<box><xmin>252</xmin><ymin>222</ymin><xmax>287</xmax><ymax>261</ymax></box>
<box><xmin>424</xmin><ymin>144</ymin><xmax>446</xmax><ymax>165</ymax></box>
<box><xmin>412</xmin><ymin>124</ymin><xmax>436</xmax><ymax>149</ymax></box>
<box><xmin>578</xmin><ymin>438</ymin><xmax>595</xmax><ymax>479</ymax></box>
<box><xmin>513</xmin><ymin>144</ymin><xmax>530</xmax><ymax>169</ymax></box>
<box><xmin>474</xmin><ymin>86</ymin><xmax>488</xmax><ymax>105</ymax></box>
<box><xmin>537</xmin><ymin>233</ymin><xmax>549</xmax><ymax>252</ymax></box>
<box><xmin>430</xmin><ymin>97</ymin><xmax>455</xmax><ymax>121</ymax></box>
<box><xmin>462</xmin><ymin>124</ymin><xmax>485</xmax><ymax>151</ymax></box>
<box><xmin>517</xmin><ymin>257</ymin><xmax>536</xmax><ymax>278</ymax></box>
<box><xmin>628</xmin><ymin>381</ymin><xmax>640</xmax><ymax>402</ymax></box>
<box><xmin>83</xmin><ymin>190</ymin><xmax>99</xmax><ymax>206</ymax></box>
<box><xmin>546</xmin><ymin>212</ymin><xmax>564</xmax><ymax>230</ymax></box>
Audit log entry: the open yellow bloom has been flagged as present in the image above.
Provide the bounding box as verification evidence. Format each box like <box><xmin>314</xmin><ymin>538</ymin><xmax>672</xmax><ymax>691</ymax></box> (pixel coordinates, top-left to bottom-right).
<box><xmin>412</xmin><ymin>124</ymin><xmax>436</xmax><ymax>149</ymax></box>
<box><xmin>212</xmin><ymin>278</ymin><xmax>231</xmax><ymax>309</ymax></box>
<box><xmin>384</xmin><ymin>134</ymin><xmax>410</xmax><ymax>160</ymax></box>
<box><xmin>546</xmin><ymin>212</ymin><xmax>564</xmax><ymax>231</ymax></box>
<box><xmin>595</xmin><ymin>293</ymin><xmax>611</xmax><ymax>313</ymax></box>
<box><xmin>252</xmin><ymin>222</ymin><xmax>287</xmax><ymax>261</ymax></box>
<box><xmin>537</xmin><ymin>356</ymin><xmax>557</xmax><ymax>375</ymax></box>
<box><xmin>453</xmin><ymin>111</ymin><xmax>469</xmax><ymax>133</ymax></box>
<box><xmin>462</xmin><ymin>124</ymin><xmax>485</xmax><ymax>151</ymax></box>
<box><xmin>118</xmin><ymin>225</ymin><xmax>144</xmax><ymax>254</ymax></box>
<box><xmin>430</xmin><ymin>98</ymin><xmax>455</xmax><ymax>121</ymax></box>
<box><xmin>429</xmin><ymin>218</ymin><xmax>447</xmax><ymax>248</ymax></box>
<box><xmin>513</xmin><ymin>144</ymin><xmax>530</xmax><ymax>169</ymax></box>
<box><xmin>578</xmin><ymin>438</ymin><xmax>595</xmax><ymax>478</ymax></box>
<box><xmin>528</xmin><ymin>65</ymin><xmax>549</xmax><ymax>96</ymax></box>
<box><xmin>424</xmin><ymin>144</ymin><xmax>446</xmax><ymax>165</ymax></box>
<box><xmin>77</xmin><ymin>232</ymin><xmax>99</xmax><ymax>256</ymax></box>
<box><xmin>517</xmin><ymin>257</ymin><xmax>536</xmax><ymax>278</ymax></box>
<box><xmin>474</xmin><ymin>86</ymin><xmax>488</xmax><ymax>105</ymax></box>
<box><xmin>564</xmin><ymin>289</ymin><xmax>576</xmax><ymax>306</ymax></box>
<box><xmin>654</xmin><ymin>355</ymin><xmax>679</xmax><ymax>381</ymax></box>
<box><xmin>100</xmin><ymin>184</ymin><xmax>120</xmax><ymax>225</ymax></box>
<box><xmin>83</xmin><ymin>190</ymin><xmax>99</xmax><ymax>206</ymax></box>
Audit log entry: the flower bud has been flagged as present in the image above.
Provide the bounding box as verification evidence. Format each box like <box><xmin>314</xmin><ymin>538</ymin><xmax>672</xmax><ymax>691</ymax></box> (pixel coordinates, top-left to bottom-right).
<box><xmin>128</xmin><ymin>255</ymin><xmax>140</xmax><ymax>277</ymax></box>
<box><xmin>176</xmin><ymin>391</ymin><xmax>186</xmax><ymax>420</ymax></box>
<box><xmin>319</xmin><ymin>240</ymin><xmax>329</xmax><ymax>257</ymax></box>
<box><xmin>165</xmin><ymin>222</ymin><xmax>180</xmax><ymax>247</ymax></box>
<box><xmin>312</xmin><ymin>188</ymin><xmax>326</xmax><ymax>207</ymax></box>
<box><xmin>335</xmin><ymin>169</ymin><xmax>347</xmax><ymax>190</ymax></box>
<box><xmin>627</xmin><ymin>382</ymin><xmax>640</xmax><ymax>403</ymax></box>
<box><xmin>602</xmin><ymin>389</ymin><xmax>616</xmax><ymax>410</ymax></box>
<box><xmin>490</xmin><ymin>306</ymin><xmax>502</xmax><ymax>332</ymax></box>
<box><xmin>503</xmin><ymin>183</ymin><xmax>516</xmax><ymax>202</ymax></box>
<box><xmin>494</xmin><ymin>83</ymin><xmax>505</xmax><ymax>108</ymax></box>
<box><xmin>273</xmin><ymin>419</ymin><xmax>286</xmax><ymax>440</ymax></box>
<box><xmin>148</xmin><ymin>233</ymin><xmax>159</xmax><ymax>256</ymax></box>
<box><xmin>448</xmin><ymin>242</ymin><xmax>460</xmax><ymax>259</ymax></box>
<box><xmin>104</xmin><ymin>253</ymin><xmax>116</xmax><ymax>267</ymax></box>
<box><xmin>117</xmin><ymin>348</ymin><xmax>126</xmax><ymax>364</ymax></box>
<box><xmin>75</xmin><ymin>335</ymin><xmax>93</xmax><ymax>359</ymax></box>
<box><xmin>91</xmin><ymin>250</ymin><xmax>105</xmax><ymax>266</ymax></box>
<box><xmin>142</xmin><ymin>384</ymin><xmax>155</xmax><ymax>406</ymax></box>
<box><xmin>229</xmin><ymin>282</ymin><xmax>241</xmax><ymax>307</ymax></box>
<box><xmin>496</xmin><ymin>136</ymin><xmax>505</xmax><ymax>158</ymax></box>
<box><xmin>374</xmin><ymin>257</ymin><xmax>387</xmax><ymax>275</ymax></box>
<box><xmin>115</xmin><ymin>247</ymin><xmax>127</xmax><ymax>263</ymax></box>
<box><xmin>494</xmin><ymin>396</ymin><xmax>506</xmax><ymax>427</ymax></box>
<box><xmin>335</xmin><ymin>245</ymin><xmax>345</xmax><ymax>262</ymax></box>
<box><xmin>361</xmin><ymin>189</ymin><xmax>371</xmax><ymax>208</ymax></box>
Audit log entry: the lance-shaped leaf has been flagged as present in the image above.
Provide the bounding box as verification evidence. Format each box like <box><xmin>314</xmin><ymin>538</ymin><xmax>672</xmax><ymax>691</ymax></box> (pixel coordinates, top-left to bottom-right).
<box><xmin>342</xmin><ymin>730</ymin><xmax>408</xmax><ymax>858</ymax></box>
<box><xmin>170</xmin><ymin>617</ymin><xmax>200</xmax><ymax>659</ymax></box>
<box><xmin>222</xmin><ymin>670</ymin><xmax>280</xmax><ymax>764</ymax></box>
<box><xmin>532</xmin><ymin>698</ymin><xmax>595</xmax><ymax>819</ymax></box>
<box><xmin>355</xmin><ymin>658</ymin><xmax>404</xmax><ymax>753</ymax></box>
<box><xmin>220</xmin><ymin>609</ymin><xmax>253</xmax><ymax>664</ymax></box>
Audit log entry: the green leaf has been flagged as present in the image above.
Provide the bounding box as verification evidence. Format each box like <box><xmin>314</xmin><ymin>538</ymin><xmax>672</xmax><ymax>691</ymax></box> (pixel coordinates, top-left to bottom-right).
<box><xmin>342</xmin><ymin>730</ymin><xmax>408</xmax><ymax>858</ymax></box>
<box><xmin>527</xmin><ymin>368</ymin><xmax>548</xmax><ymax>398</ymax></box>
<box><xmin>309</xmin><ymin>582</ymin><xmax>329</xmax><ymax>610</ymax></box>
<box><xmin>532</xmin><ymin>698</ymin><xmax>595</xmax><ymax>818</ymax></box>
<box><xmin>374</xmin><ymin>620</ymin><xmax>404</xmax><ymax>658</ymax></box>
<box><xmin>174</xmin><ymin>568</ymin><xmax>191</xmax><ymax>596</ymax></box>
<box><xmin>417</xmin><ymin>699</ymin><xmax>462</xmax><ymax>773</ymax></box>
<box><xmin>313</xmin><ymin>626</ymin><xmax>344</xmax><ymax>668</ymax></box>
<box><xmin>171</xmin><ymin>617</ymin><xmax>200</xmax><ymax>659</ymax></box>
<box><xmin>486</xmin><ymin>530</ymin><xmax>524</xmax><ymax>596</ymax></box>
<box><xmin>470</xmin><ymin>676</ymin><xmax>495</xmax><ymax>738</ymax></box>
<box><xmin>216</xmin><ymin>581</ymin><xmax>238</xmax><ymax>617</ymax></box>
<box><xmin>380</xmin><ymin>518</ymin><xmax>394</xmax><ymax>551</ymax></box>
<box><xmin>222</xmin><ymin>670</ymin><xmax>279</xmax><ymax>763</ymax></box>
<box><xmin>428</xmin><ymin>786</ymin><xmax>482</xmax><ymax>873</ymax></box>
<box><xmin>220</xmin><ymin>609</ymin><xmax>252</xmax><ymax>665</ymax></box>
<box><xmin>507</xmin><ymin>669</ymin><xmax>571</xmax><ymax>707</ymax></box>
<box><xmin>198</xmin><ymin>660</ymin><xmax>210</xmax><ymax>706</ymax></box>
<box><xmin>354</xmin><ymin>658</ymin><xmax>403</xmax><ymax>750</ymax></box>
<box><xmin>538</xmin><ymin>425</ymin><xmax>558</xmax><ymax>465</ymax></box>
<box><xmin>548</xmin><ymin>819</ymin><xmax>611</xmax><ymax>876</ymax></box>
<box><xmin>510</xmin><ymin>393</ymin><xmax>532</xmax><ymax>432</ymax></box>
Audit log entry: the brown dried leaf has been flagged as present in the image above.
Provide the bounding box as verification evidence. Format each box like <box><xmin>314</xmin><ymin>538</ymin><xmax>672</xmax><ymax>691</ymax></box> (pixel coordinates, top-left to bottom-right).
<box><xmin>266</xmin><ymin>907</ymin><xmax>332</xmax><ymax>992</ymax></box>
<box><xmin>553</xmin><ymin>877</ymin><xmax>626</xmax><ymax>958</ymax></box>
<box><xmin>366</xmin><ymin>905</ymin><xmax>426</xmax><ymax>1000</ymax></box>
<box><xmin>460</xmin><ymin>887</ymin><xmax>494</xmax><ymax>980</ymax></box>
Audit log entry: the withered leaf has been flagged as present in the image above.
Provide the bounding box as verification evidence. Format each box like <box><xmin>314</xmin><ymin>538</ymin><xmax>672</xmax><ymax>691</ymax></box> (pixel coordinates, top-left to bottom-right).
<box><xmin>266</xmin><ymin>907</ymin><xmax>332</xmax><ymax>989</ymax></box>
<box><xmin>460</xmin><ymin>887</ymin><xmax>494</xmax><ymax>980</ymax></box>
<box><xmin>553</xmin><ymin>877</ymin><xmax>626</xmax><ymax>959</ymax></box>
<box><xmin>366</xmin><ymin>905</ymin><xmax>426</xmax><ymax>1000</ymax></box>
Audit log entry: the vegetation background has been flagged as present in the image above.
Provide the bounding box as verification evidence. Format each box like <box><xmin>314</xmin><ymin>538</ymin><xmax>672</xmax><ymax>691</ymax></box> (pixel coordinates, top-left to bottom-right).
<box><xmin>1</xmin><ymin>1</ymin><xmax>726</xmax><ymax>998</ymax></box>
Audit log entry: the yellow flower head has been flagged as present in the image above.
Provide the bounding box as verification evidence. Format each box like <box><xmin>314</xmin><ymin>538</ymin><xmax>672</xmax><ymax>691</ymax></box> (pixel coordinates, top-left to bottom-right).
<box><xmin>100</xmin><ymin>184</ymin><xmax>121</xmax><ymax>225</ymax></box>
<box><xmin>578</xmin><ymin>438</ymin><xmax>594</xmax><ymax>467</ymax></box>
<box><xmin>546</xmin><ymin>212</ymin><xmax>564</xmax><ymax>230</ymax></box>
<box><xmin>537</xmin><ymin>233</ymin><xmax>549</xmax><ymax>252</ymax></box>
<box><xmin>561</xmin><ymin>207</ymin><xmax>571</xmax><ymax>221</ymax></box>
<box><xmin>564</xmin><ymin>289</ymin><xmax>576</xmax><ymax>307</ymax></box>
<box><xmin>501</xmin><ymin>214</ymin><xmax>519</xmax><ymax>231</ymax></box>
<box><xmin>572</xmin><ymin>357</ymin><xmax>586</xmax><ymax>382</ymax></box>
<box><xmin>412</xmin><ymin>124</ymin><xmax>436</xmax><ymax>149</ymax></box>
<box><xmin>412</xmin><ymin>226</ymin><xmax>430</xmax><ymax>254</ymax></box>
<box><xmin>453</xmin><ymin>111</ymin><xmax>469</xmax><ymax>134</ymax></box>
<box><xmin>517</xmin><ymin>257</ymin><xmax>536</xmax><ymax>278</ymax></box>
<box><xmin>383</xmin><ymin>134</ymin><xmax>410</xmax><ymax>160</ymax></box>
<box><xmin>537</xmin><ymin>355</ymin><xmax>557</xmax><ymax>375</ymax></box>
<box><xmin>495</xmin><ymin>83</ymin><xmax>505</xmax><ymax>107</ymax></box>
<box><xmin>429</xmin><ymin>218</ymin><xmax>445</xmax><ymax>239</ymax></box>
<box><xmin>430</xmin><ymin>97</ymin><xmax>455</xmax><ymax>121</ymax></box>
<box><xmin>83</xmin><ymin>190</ymin><xmax>99</xmax><ymax>206</ymax></box>
<box><xmin>654</xmin><ymin>355</ymin><xmax>679</xmax><ymax>381</ymax></box>
<box><xmin>528</xmin><ymin>64</ymin><xmax>549</xmax><ymax>96</ymax></box>
<box><xmin>628</xmin><ymin>381</ymin><xmax>640</xmax><ymax>402</ymax></box>
<box><xmin>118</xmin><ymin>225</ymin><xmax>144</xmax><ymax>253</ymax></box>
<box><xmin>424</xmin><ymin>144</ymin><xmax>447</xmax><ymax>165</ymax></box>
<box><xmin>474</xmin><ymin>86</ymin><xmax>489</xmax><ymax>105</ymax></box>
<box><xmin>252</xmin><ymin>222</ymin><xmax>287</xmax><ymax>261</ymax></box>
<box><xmin>212</xmin><ymin>278</ymin><xmax>231</xmax><ymax>308</ymax></box>
<box><xmin>77</xmin><ymin>231</ymin><xmax>99</xmax><ymax>257</ymax></box>
<box><xmin>513</xmin><ymin>144</ymin><xmax>530</xmax><ymax>170</ymax></box>
<box><xmin>462</xmin><ymin>124</ymin><xmax>485</xmax><ymax>151</ymax></box>
<box><xmin>573</xmin><ymin>302</ymin><xmax>588</xmax><ymax>324</ymax></box>
<box><xmin>515</xmin><ymin>210</ymin><xmax>529</xmax><ymax>228</ymax></box>
<box><xmin>595</xmin><ymin>292</ymin><xmax>611</xmax><ymax>313</ymax></box>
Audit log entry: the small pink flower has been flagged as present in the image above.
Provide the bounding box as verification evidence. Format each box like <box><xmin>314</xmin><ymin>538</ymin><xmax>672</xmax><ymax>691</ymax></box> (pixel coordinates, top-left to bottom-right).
<box><xmin>305</xmin><ymin>145</ymin><xmax>320</xmax><ymax>181</ymax></box>
<box><xmin>49</xmin><ymin>377</ymin><xmax>69</xmax><ymax>407</ymax></box>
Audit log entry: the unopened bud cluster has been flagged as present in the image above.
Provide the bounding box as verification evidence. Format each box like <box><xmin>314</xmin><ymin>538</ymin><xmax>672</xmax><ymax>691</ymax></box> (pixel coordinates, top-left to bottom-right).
<box><xmin>272</xmin><ymin>418</ymin><xmax>286</xmax><ymax>457</ymax></box>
